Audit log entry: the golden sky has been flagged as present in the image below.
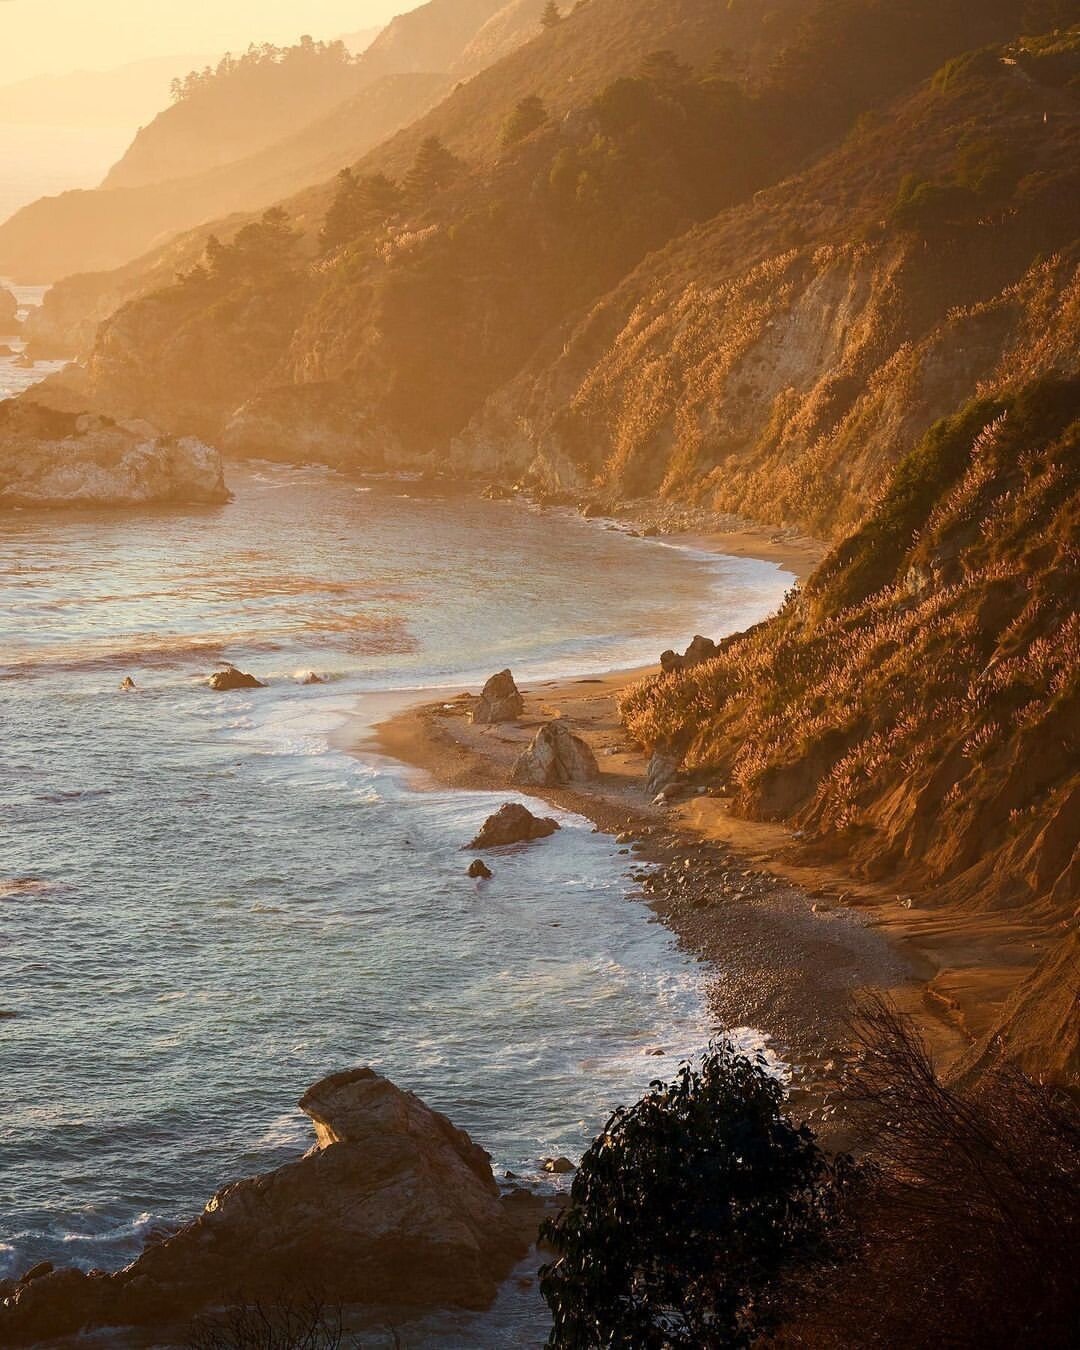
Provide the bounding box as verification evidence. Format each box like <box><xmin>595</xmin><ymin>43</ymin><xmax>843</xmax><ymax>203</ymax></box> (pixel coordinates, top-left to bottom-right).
<box><xmin>0</xmin><ymin>1</ymin><xmax>418</xmax><ymax>85</ymax></box>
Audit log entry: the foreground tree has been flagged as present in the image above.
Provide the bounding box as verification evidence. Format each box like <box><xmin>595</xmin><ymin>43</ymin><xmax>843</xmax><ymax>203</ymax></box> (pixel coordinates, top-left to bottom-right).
<box><xmin>540</xmin><ymin>1043</ymin><xmax>849</xmax><ymax>1348</ymax></box>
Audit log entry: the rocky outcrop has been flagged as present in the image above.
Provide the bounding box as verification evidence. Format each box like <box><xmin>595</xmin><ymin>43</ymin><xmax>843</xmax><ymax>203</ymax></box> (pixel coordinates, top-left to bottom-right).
<box><xmin>659</xmin><ymin>635</ymin><xmax>718</xmax><ymax>676</ymax></box>
<box><xmin>511</xmin><ymin>720</ymin><xmax>599</xmax><ymax>787</ymax></box>
<box><xmin>208</xmin><ymin>665</ymin><xmax>266</xmax><ymax>691</ymax></box>
<box><xmin>0</xmin><ymin>401</ymin><xmax>229</xmax><ymax>509</ymax></box>
<box><xmin>471</xmin><ymin>669</ymin><xmax>525</xmax><ymax>724</ymax></box>
<box><xmin>468</xmin><ymin>801</ymin><xmax>560</xmax><ymax>848</ymax></box>
<box><xmin>467</xmin><ymin>858</ymin><xmax>494</xmax><ymax>879</ymax></box>
<box><xmin>0</xmin><ymin>1068</ymin><xmax>528</xmax><ymax>1346</ymax></box>
<box><xmin>0</xmin><ymin>287</ymin><xmax>19</xmax><ymax>333</ymax></box>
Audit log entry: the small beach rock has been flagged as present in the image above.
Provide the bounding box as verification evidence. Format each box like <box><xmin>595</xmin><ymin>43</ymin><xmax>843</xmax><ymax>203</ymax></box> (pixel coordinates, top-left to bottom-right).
<box><xmin>511</xmin><ymin>721</ymin><xmax>599</xmax><ymax>787</ymax></box>
<box><xmin>299</xmin><ymin>672</ymin><xmax>325</xmax><ymax>685</ymax></box>
<box><xmin>0</xmin><ymin>1069</ymin><xmax>527</xmax><ymax>1345</ymax></box>
<box><xmin>542</xmin><ymin>1156</ymin><xmax>576</xmax><ymax>1174</ymax></box>
<box><xmin>207</xmin><ymin>664</ymin><xmax>265</xmax><ymax>692</ymax></box>
<box><xmin>468</xmin><ymin>803</ymin><xmax>560</xmax><ymax>849</ymax></box>
<box><xmin>645</xmin><ymin>751</ymin><xmax>682</xmax><ymax>799</ymax></box>
<box><xmin>659</xmin><ymin>634</ymin><xmax>719</xmax><ymax>675</ymax></box>
<box><xmin>467</xmin><ymin>859</ymin><xmax>493</xmax><ymax>879</ymax></box>
<box><xmin>471</xmin><ymin>669</ymin><xmax>524</xmax><ymax>725</ymax></box>
<box><xmin>120</xmin><ymin>676</ymin><xmax>136</xmax><ymax>691</ymax></box>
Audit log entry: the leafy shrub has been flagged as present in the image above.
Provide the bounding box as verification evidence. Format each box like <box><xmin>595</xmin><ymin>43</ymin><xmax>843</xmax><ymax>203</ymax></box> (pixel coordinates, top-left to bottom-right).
<box><xmin>502</xmin><ymin>95</ymin><xmax>549</xmax><ymax>148</ymax></box>
<box><xmin>540</xmin><ymin>1044</ymin><xmax>851</xmax><ymax>1348</ymax></box>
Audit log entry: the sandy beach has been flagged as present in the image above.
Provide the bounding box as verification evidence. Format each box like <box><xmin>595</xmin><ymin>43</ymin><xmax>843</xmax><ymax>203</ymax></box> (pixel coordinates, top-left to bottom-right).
<box><xmin>324</xmin><ymin>524</ymin><xmax>923</xmax><ymax>1129</ymax></box>
<box><xmin>354</xmin><ymin>519</ymin><xmax>1044</xmax><ymax>1124</ymax></box>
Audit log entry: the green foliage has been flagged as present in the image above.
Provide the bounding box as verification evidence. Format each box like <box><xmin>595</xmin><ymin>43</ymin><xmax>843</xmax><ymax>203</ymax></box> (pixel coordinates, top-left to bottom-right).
<box><xmin>770</xmin><ymin>0</ymin><xmax>1038</xmax><ymax>142</ymax></box>
<box><xmin>501</xmin><ymin>95</ymin><xmax>549</xmax><ymax>148</ymax></box>
<box><xmin>931</xmin><ymin>45</ymin><xmax>1002</xmax><ymax>93</ymax></box>
<box><xmin>320</xmin><ymin>169</ymin><xmax>404</xmax><ymax>253</ymax></box>
<box><xmin>403</xmin><ymin>136</ymin><xmax>465</xmax><ymax>207</ymax></box>
<box><xmin>189</xmin><ymin>207</ymin><xmax>302</xmax><ymax>287</ymax></box>
<box><xmin>170</xmin><ymin>36</ymin><xmax>353</xmax><ymax>104</ymax></box>
<box><xmin>540</xmin><ymin>1044</ymin><xmax>848</xmax><ymax>1349</ymax></box>
<box><xmin>812</xmin><ymin>394</ymin><xmax>1004</xmax><ymax>610</ymax></box>
<box><xmin>889</xmin><ymin>132</ymin><xmax>1021</xmax><ymax>231</ymax></box>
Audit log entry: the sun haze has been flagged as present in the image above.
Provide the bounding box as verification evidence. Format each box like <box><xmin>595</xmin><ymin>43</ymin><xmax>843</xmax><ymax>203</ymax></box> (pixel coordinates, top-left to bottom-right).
<box><xmin>0</xmin><ymin>0</ymin><xmax>416</xmax><ymax>84</ymax></box>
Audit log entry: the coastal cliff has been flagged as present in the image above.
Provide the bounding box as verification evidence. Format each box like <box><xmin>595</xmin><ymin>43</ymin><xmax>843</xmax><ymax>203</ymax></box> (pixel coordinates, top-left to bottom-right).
<box><xmin>622</xmin><ymin>376</ymin><xmax>1080</xmax><ymax>1081</ymax></box>
<box><xmin>0</xmin><ymin>400</ymin><xmax>228</xmax><ymax>507</ymax></box>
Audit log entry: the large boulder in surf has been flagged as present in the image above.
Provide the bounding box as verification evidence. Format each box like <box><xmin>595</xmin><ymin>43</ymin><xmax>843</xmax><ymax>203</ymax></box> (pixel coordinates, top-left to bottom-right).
<box><xmin>468</xmin><ymin>802</ymin><xmax>560</xmax><ymax>849</ymax></box>
<box><xmin>471</xmin><ymin>669</ymin><xmax>525</xmax><ymax>725</ymax></box>
<box><xmin>0</xmin><ymin>1068</ymin><xmax>528</xmax><ymax>1345</ymax></box>
<box><xmin>511</xmin><ymin>720</ymin><xmax>599</xmax><ymax>788</ymax></box>
<box><xmin>207</xmin><ymin>664</ymin><xmax>265</xmax><ymax>691</ymax></box>
<box><xmin>0</xmin><ymin>400</ymin><xmax>228</xmax><ymax>508</ymax></box>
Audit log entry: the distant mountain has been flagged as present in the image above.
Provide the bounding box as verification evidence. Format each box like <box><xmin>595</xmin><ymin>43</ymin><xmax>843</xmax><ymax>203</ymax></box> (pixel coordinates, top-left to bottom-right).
<box><xmin>340</xmin><ymin>27</ymin><xmax>384</xmax><ymax>55</ymax></box>
<box><xmin>0</xmin><ymin>54</ymin><xmax>206</xmax><ymax>130</ymax></box>
<box><xmin>0</xmin><ymin>0</ymin><xmax>544</xmax><ymax>282</ymax></box>
<box><xmin>0</xmin><ymin>71</ymin><xmax>449</xmax><ymax>285</ymax></box>
<box><xmin>102</xmin><ymin>39</ymin><xmax>367</xmax><ymax>191</ymax></box>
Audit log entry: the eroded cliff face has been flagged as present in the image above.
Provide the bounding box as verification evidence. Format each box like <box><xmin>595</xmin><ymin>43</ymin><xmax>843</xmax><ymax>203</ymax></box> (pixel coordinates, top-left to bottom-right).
<box><xmin>456</xmin><ymin>50</ymin><xmax>1080</xmax><ymax>538</ymax></box>
<box><xmin>621</xmin><ymin>377</ymin><xmax>1080</xmax><ymax>1081</ymax></box>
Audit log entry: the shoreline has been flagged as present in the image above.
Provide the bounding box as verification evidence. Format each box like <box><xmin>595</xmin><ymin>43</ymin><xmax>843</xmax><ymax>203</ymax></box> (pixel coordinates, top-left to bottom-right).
<box><xmin>351</xmin><ymin>521</ymin><xmax>980</xmax><ymax>1131</ymax></box>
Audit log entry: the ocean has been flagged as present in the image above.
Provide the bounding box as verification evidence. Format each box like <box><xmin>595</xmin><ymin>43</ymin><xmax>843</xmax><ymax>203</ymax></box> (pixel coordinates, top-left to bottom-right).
<box><xmin>0</xmin><ymin>123</ymin><xmax>132</xmax><ymax>225</ymax></box>
<box><xmin>0</xmin><ymin>384</ymin><xmax>792</xmax><ymax>1343</ymax></box>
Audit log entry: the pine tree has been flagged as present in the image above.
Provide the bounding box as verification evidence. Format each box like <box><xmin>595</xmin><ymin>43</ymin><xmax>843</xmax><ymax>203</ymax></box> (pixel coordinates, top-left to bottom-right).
<box><xmin>540</xmin><ymin>2</ymin><xmax>562</xmax><ymax>31</ymax></box>
<box><xmin>501</xmin><ymin>95</ymin><xmax>549</xmax><ymax>148</ymax></box>
<box><xmin>321</xmin><ymin>170</ymin><xmax>405</xmax><ymax>252</ymax></box>
<box><xmin>403</xmin><ymin>136</ymin><xmax>464</xmax><ymax>206</ymax></box>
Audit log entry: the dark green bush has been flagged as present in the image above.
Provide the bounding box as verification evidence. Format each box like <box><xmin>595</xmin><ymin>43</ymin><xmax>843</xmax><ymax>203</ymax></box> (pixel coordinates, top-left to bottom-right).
<box><xmin>540</xmin><ymin>1043</ymin><xmax>850</xmax><ymax>1349</ymax></box>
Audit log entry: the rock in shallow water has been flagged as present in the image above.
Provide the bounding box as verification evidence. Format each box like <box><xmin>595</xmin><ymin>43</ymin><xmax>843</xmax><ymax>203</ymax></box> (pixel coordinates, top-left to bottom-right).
<box><xmin>0</xmin><ymin>1068</ymin><xmax>528</xmax><ymax>1345</ymax></box>
<box><xmin>467</xmin><ymin>859</ymin><xmax>494</xmax><ymax>879</ymax></box>
<box><xmin>0</xmin><ymin>401</ymin><xmax>229</xmax><ymax>508</ymax></box>
<box><xmin>208</xmin><ymin>664</ymin><xmax>265</xmax><ymax>691</ymax></box>
<box><xmin>468</xmin><ymin>802</ymin><xmax>560</xmax><ymax>849</ymax></box>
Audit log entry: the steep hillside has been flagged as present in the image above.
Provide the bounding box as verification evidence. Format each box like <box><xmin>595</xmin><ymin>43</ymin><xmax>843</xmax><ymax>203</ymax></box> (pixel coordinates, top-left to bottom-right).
<box><xmin>103</xmin><ymin>39</ymin><xmax>364</xmax><ymax>190</ymax></box>
<box><xmin>460</xmin><ymin>28</ymin><xmax>1080</xmax><ymax>537</ymax></box>
<box><xmin>75</xmin><ymin>4</ymin><xmax>1068</xmax><ymax>472</ymax></box>
<box><xmin>621</xmin><ymin>375</ymin><xmax>1080</xmax><ymax>1080</ymax></box>
<box><xmin>358</xmin><ymin>0</ymin><xmax>508</xmax><ymax>77</ymax></box>
<box><xmin>74</xmin><ymin>0</ymin><xmax>818</xmax><ymax>443</ymax></box>
<box><xmin>26</xmin><ymin>0</ymin><xmax>809</xmax><ymax>325</ymax></box>
<box><xmin>451</xmin><ymin>0</ymin><xmax>552</xmax><ymax>74</ymax></box>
